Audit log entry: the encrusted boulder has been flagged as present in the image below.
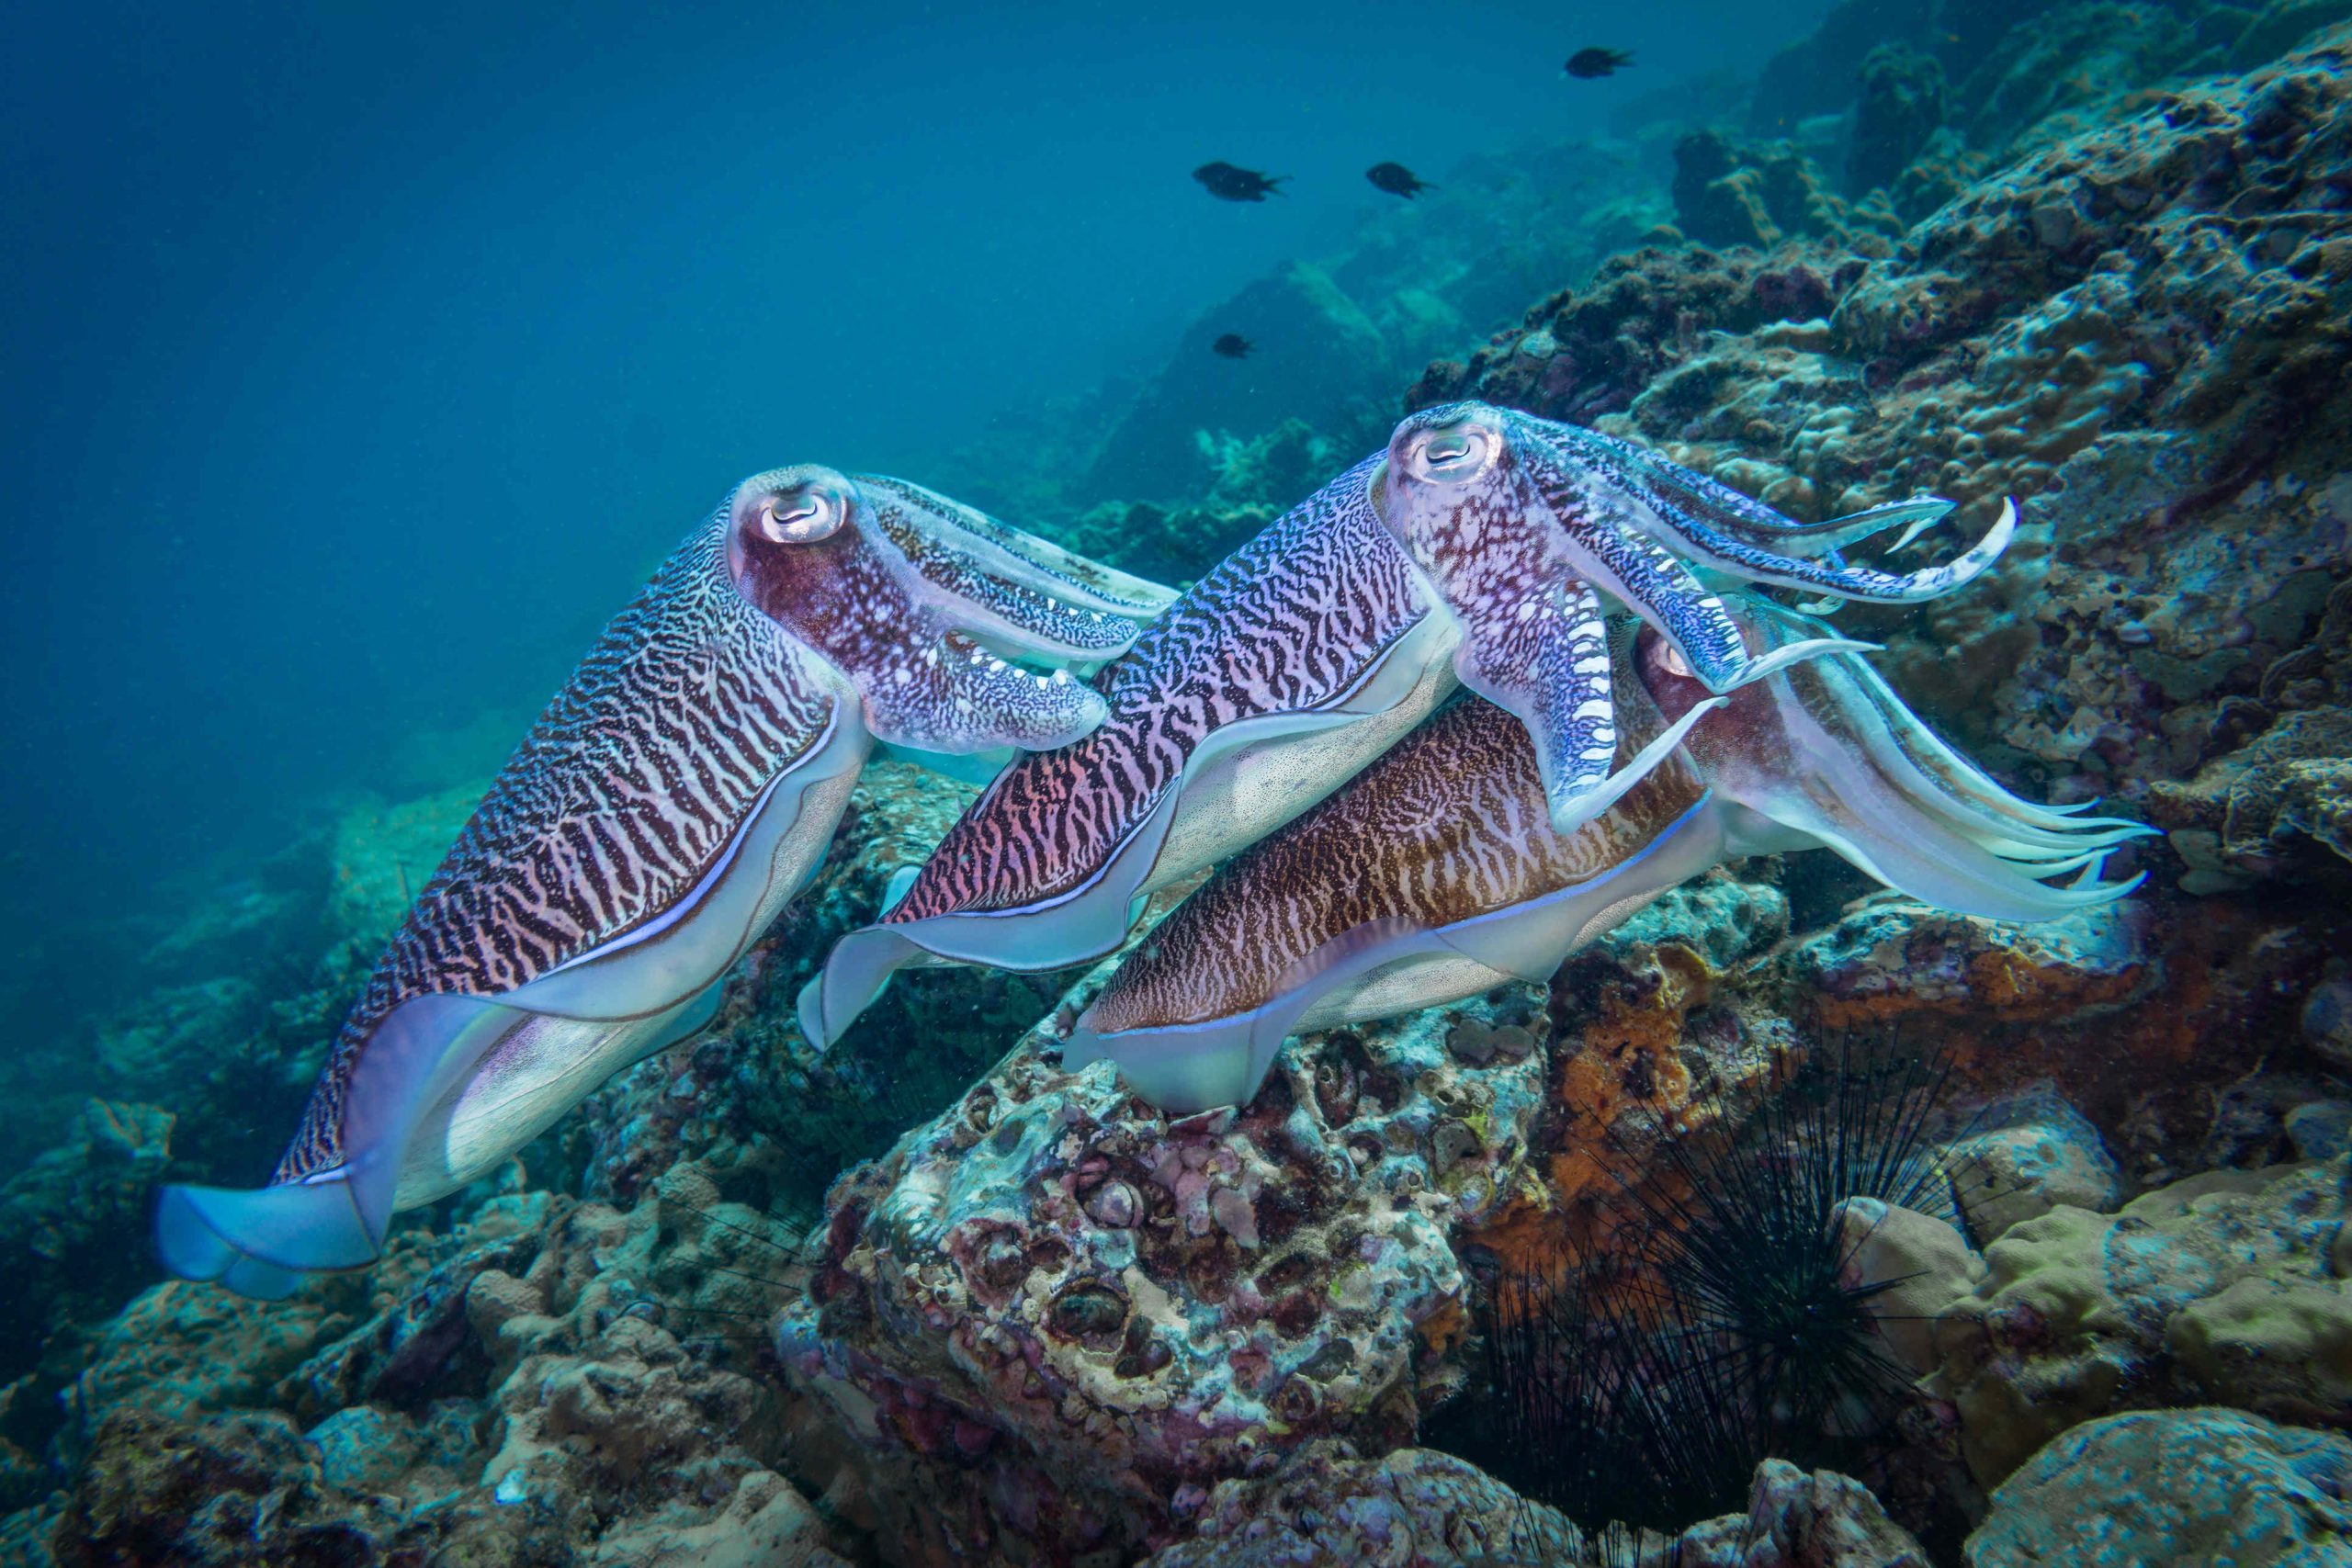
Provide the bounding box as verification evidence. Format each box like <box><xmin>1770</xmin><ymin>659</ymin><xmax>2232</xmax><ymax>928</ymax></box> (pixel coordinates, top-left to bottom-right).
<box><xmin>1673</xmin><ymin>1459</ymin><xmax>1934</xmax><ymax>1568</ymax></box>
<box><xmin>1935</xmin><ymin>1086</ymin><xmax>2126</xmax><ymax>1243</ymax></box>
<box><xmin>1137</xmin><ymin>1440</ymin><xmax>1585</xmax><ymax>1567</ymax></box>
<box><xmin>1928</xmin><ymin>1156</ymin><xmax>2352</xmax><ymax>1485</ymax></box>
<box><xmin>778</xmin><ymin>988</ymin><xmax>1554</xmax><ymax>1558</ymax></box>
<box><xmin>481</xmin><ymin>1315</ymin><xmax>782</xmax><ymax>1538</ymax></box>
<box><xmin>53</xmin><ymin>1408</ymin><xmax>395</xmax><ymax>1568</ymax></box>
<box><xmin>1965</xmin><ymin>1407</ymin><xmax>2352</xmax><ymax>1567</ymax></box>
<box><xmin>1769</xmin><ymin>892</ymin><xmax>2335</xmax><ymax>1190</ymax></box>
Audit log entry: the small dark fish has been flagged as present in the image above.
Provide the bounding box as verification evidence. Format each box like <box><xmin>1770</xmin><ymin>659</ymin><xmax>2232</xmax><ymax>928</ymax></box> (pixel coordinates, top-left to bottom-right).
<box><xmin>1193</xmin><ymin>161</ymin><xmax>1288</xmax><ymax>202</ymax></box>
<box><xmin>1565</xmin><ymin>47</ymin><xmax>1634</xmax><ymax>78</ymax></box>
<box><xmin>1365</xmin><ymin>162</ymin><xmax>1434</xmax><ymax>198</ymax></box>
<box><xmin>1212</xmin><ymin>333</ymin><xmax>1253</xmax><ymax>359</ymax></box>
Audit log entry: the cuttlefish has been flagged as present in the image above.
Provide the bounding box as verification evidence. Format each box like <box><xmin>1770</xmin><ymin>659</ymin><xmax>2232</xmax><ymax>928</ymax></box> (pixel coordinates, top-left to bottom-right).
<box><xmin>801</xmin><ymin>401</ymin><xmax>2012</xmax><ymax>1048</ymax></box>
<box><xmin>1064</xmin><ymin>605</ymin><xmax>2151</xmax><ymax>1113</ymax></box>
<box><xmin>156</xmin><ymin>468</ymin><xmax>1174</xmax><ymax>1299</ymax></box>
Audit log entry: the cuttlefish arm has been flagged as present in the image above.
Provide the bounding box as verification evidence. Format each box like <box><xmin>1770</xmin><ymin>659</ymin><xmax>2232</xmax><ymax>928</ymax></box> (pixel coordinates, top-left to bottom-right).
<box><xmin>157</xmin><ymin>467</ymin><xmax>1160</xmax><ymax>1299</ymax></box>
<box><xmin>1514</xmin><ymin>412</ymin><xmax>2011</xmax><ymax>603</ymax></box>
<box><xmin>1450</xmin><ymin>575</ymin><xmax>1727</xmax><ymax>840</ymax></box>
<box><xmin>1546</xmin><ymin>421</ymin><xmax>1955</xmax><ymax>558</ymax></box>
<box><xmin>799</xmin><ymin>454</ymin><xmax>1445</xmax><ymax>1050</ymax></box>
<box><xmin>1641</xmin><ymin>605</ymin><xmax>2154</xmax><ymax>918</ymax></box>
<box><xmin>853</xmin><ymin>473</ymin><xmax>1180</xmax><ymax>621</ymax></box>
<box><xmin>1069</xmin><ymin>603</ymin><xmax>2147</xmax><ymax>1115</ymax></box>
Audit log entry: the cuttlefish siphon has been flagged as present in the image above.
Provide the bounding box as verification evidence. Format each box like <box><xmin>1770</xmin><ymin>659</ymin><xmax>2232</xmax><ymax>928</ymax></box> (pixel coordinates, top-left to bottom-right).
<box><xmin>801</xmin><ymin>403</ymin><xmax>2013</xmax><ymax>1049</ymax></box>
<box><xmin>156</xmin><ymin>468</ymin><xmax>1174</xmax><ymax>1299</ymax></box>
<box><xmin>1063</xmin><ymin>604</ymin><xmax>2151</xmax><ymax>1113</ymax></box>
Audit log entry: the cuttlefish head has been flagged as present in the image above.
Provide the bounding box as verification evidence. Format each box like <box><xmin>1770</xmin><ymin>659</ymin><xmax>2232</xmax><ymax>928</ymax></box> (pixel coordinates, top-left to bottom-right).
<box><xmin>1373</xmin><ymin>400</ymin><xmax>2015</xmax><ymax>837</ymax></box>
<box><xmin>1632</xmin><ymin>607</ymin><xmax>2154</xmax><ymax>921</ymax></box>
<box><xmin>725</xmin><ymin>467</ymin><xmax>1173</xmax><ymax>755</ymax></box>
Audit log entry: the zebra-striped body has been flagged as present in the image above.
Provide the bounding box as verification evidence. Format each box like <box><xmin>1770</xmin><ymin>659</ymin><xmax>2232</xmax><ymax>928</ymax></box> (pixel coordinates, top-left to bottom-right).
<box><xmin>892</xmin><ymin>454</ymin><xmax>1430</xmax><ymax>919</ymax></box>
<box><xmin>1080</xmin><ymin>693</ymin><xmax>1708</xmax><ymax>1045</ymax></box>
<box><xmin>1067</xmin><ymin>611</ymin><xmax>2153</xmax><ymax>1115</ymax></box>
<box><xmin>275</xmin><ymin>521</ymin><xmax>837</xmax><ymax>1187</ymax></box>
<box><xmin>157</xmin><ymin>467</ymin><xmax>1172</xmax><ymax>1300</ymax></box>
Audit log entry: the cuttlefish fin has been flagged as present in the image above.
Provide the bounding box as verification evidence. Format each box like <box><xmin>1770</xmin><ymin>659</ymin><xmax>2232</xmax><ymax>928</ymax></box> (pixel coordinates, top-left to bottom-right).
<box><xmin>862</xmin><ymin>631</ymin><xmax>1107</xmax><ymax>754</ymax></box>
<box><xmin>797</xmin><ymin>929</ymin><xmax>933</xmax><ymax>1050</ymax></box>
<box><xmin>155</xmin><ymin>991</ymin><xmax>503</xmax><ymax>1298</ymax></box>
<box><xmin>876</xmin><ymin>739</ymin><xmax>1017</xmax><ymax>786</ymax></box>
<box><xmin>1452</xmin><ymin>578</ymin><xmax>1731</xmax><ymax>833</ymax></box>
<box><xmin>882</xmin><ymin>863</ymin><xmax>923</xmax><ymax>912</ymax></box>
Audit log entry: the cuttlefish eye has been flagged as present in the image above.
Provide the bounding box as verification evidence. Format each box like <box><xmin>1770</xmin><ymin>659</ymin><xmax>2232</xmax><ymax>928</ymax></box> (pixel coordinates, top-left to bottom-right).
<box><xmin>1411</xmin><ymin>424</ymin><xmax>1494</xmax><ymax>481</ymax></box>
<box><xmin>755</xmin><ymin>485</ymin><xmax>845</xmax><ymax>545</ymax></box>
<box><xmin>1636</xmin><ymin>626</ymin><xmax>1708</xmax><ymax>719</ymax></box>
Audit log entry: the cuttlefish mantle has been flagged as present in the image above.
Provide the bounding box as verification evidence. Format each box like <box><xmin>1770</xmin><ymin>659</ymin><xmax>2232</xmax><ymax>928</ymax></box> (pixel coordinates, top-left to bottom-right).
<box><xmin>1066</xmin><ymin>604</ymin><xmax>2148</xmax><ymax>1115</ymax></box>
<box><xmin>798</xmin><ymin>451</ymin><xmax>1456</xmax><ymax>1051</ymax></box>
<box><xmin>155</xmin><ymin>467</ymin><xmax>1170</xmax><ymax>1299</ymax></box>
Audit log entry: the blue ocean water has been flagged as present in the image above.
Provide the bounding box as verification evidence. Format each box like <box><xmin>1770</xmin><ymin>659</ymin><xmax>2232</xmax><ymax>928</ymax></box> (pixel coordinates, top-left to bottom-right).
<box><xmin>0</xmin><ymin>0</ymin><xmax>1825</xmax><ymax>1027</ymax></box>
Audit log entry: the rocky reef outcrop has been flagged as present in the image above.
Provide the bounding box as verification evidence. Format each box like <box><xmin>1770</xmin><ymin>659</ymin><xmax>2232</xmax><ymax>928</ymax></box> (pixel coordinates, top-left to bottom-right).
<box><xmin>1965</xmin><ymin>1406</ymin><xmax>2352</xmax><ymax>1567</ymax></box>
<box><xmin>776</xmin><ymin>989</ymin><xmax>1549</xmax><ymax>1559</ymax></box>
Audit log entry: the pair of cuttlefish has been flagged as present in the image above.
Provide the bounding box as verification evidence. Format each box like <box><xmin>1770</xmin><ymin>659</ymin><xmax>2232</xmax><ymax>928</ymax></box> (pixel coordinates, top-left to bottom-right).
<box><xmin>156</xmin><ymin>402</ymin><xmax>2146</xmax><ymax>1298</ymax></box>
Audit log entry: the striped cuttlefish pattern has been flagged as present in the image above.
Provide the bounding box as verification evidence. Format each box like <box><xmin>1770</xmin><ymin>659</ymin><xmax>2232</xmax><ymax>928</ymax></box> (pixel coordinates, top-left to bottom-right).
<box><xmin>273</xmin><ymin>515</ymin><xmax>837</xmax><ymax>1183</ymax></box>
<box><xmin>885</xmin><ymin>453</ymin><xmax>1432</xmax><ymax>921</ymax></box>
<box><xmin>1085</xmin><ymin>693</ymin><xmax>1704</xmax><ymax>1033</ymax></box>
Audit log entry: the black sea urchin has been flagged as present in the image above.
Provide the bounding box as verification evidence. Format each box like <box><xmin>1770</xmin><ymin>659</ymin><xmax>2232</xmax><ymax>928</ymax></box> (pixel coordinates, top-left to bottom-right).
<box><xmin>1434</xmin><ymin>1032</ymin><xmax>1959</xmax><ymax>1556</ymax></box>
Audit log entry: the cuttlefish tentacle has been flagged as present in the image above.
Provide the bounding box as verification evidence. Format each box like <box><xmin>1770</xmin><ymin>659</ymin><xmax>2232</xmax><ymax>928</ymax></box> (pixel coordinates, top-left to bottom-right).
<box><xmin>1067</xmin><ymin>605</ymin><xmax>2144</xmax><ymax>1115</ymax></box>
<box><xmin>799</xmin><ymin>453</ymin><xmax>1450</xmax><ymax>1049</ymax></box>
<box><xmin>157</xmin><ymin>467</ymin><xmax>1161</xmax><ymax>1299</ymax></box>
<box><xmin>1824</xmin><ymin>636</ymin><xmax>2145</xmax><ymax>840</ymax></box>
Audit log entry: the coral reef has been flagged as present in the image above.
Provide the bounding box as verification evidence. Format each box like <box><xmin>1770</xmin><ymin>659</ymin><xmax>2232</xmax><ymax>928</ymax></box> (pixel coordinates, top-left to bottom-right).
<box><xmin>11</xmin><ymin>6</ymin><xmax>2352</xmax><ymax>1565</ymax></box>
